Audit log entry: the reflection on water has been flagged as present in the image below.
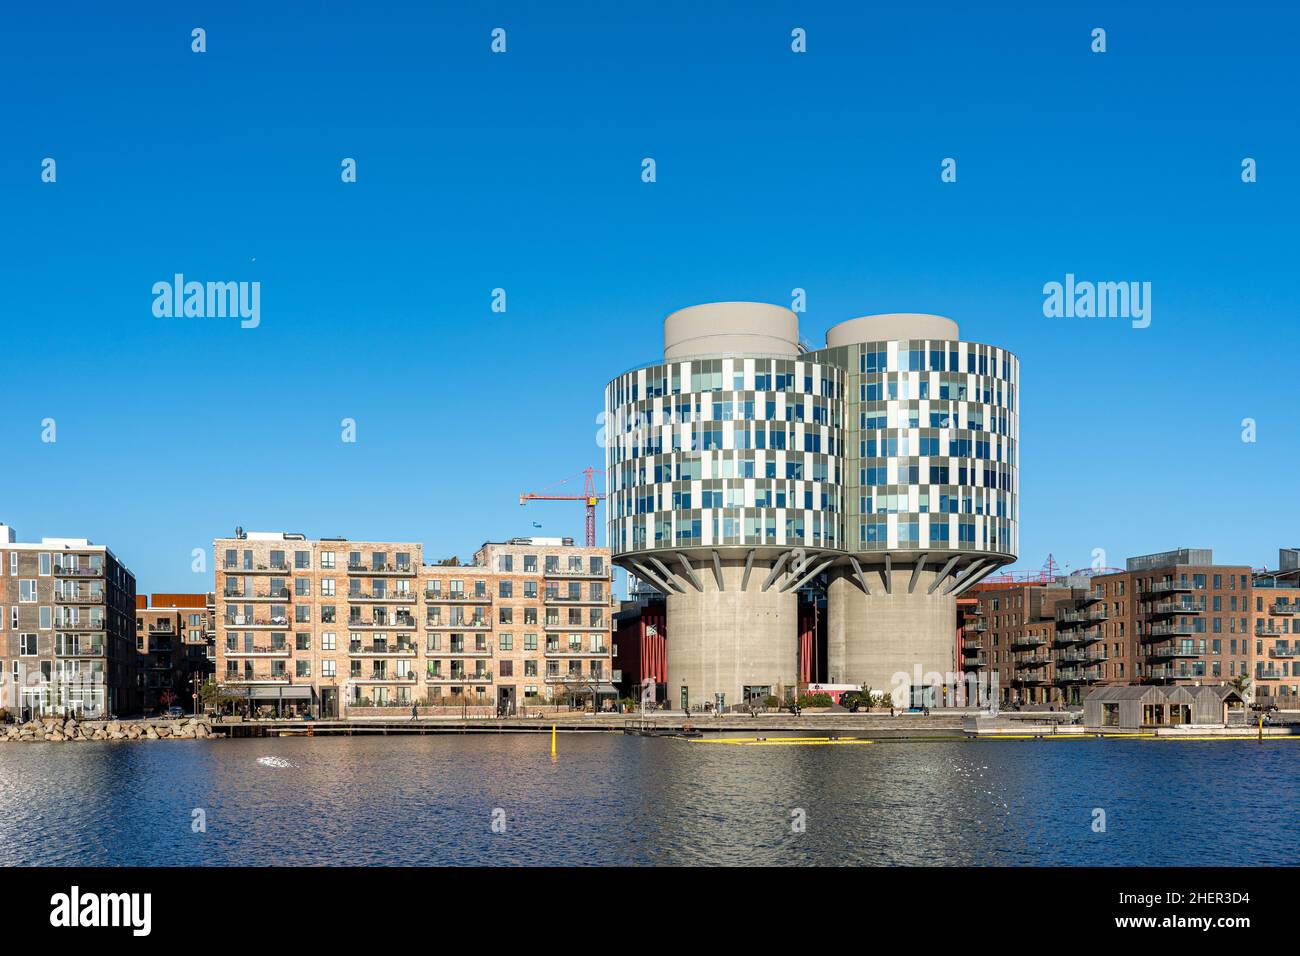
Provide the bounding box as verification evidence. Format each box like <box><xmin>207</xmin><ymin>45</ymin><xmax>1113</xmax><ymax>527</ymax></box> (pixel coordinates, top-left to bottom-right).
<box><xmin>0</xmin><ymin>735</ymin><xmax>1294</xmax><ymax>866</ymax></box>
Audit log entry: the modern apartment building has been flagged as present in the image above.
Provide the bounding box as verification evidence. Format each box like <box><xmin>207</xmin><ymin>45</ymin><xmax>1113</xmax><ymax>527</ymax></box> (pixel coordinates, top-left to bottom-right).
<box><xmin>605</xmin><ymin>302</ymin><xmax>1019</xmax><ymax>708</ymax></box>
<box><xmin>212</xmin><ymin>530</ymin><xmax>614</xmax><ymax>717</ymax></box>
<box><xmin>0</xmin><ymin>524</ymin><xmax>138</xmax><ymax>718</ymax></box>
<box><xmin>964</xmin><ymin>548</ymin><xmax>1266</xmax><ymax>706</ymax></box>
<box><xmin>135</xmin><ymin>593</ymin><xmax>214</xmax><ymax>714</ymax></box>
<box><xmin>1250</xmin><ymin>549</ymin><xmax>1300</xmax><ymax>707</ymax></box>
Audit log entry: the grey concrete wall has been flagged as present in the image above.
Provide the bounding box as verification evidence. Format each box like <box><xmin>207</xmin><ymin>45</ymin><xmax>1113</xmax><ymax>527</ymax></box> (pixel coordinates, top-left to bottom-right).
<box><xmin>665</xmin><ymin>558</ymin><xmax>798</xmax><ymax>709</ymax></box>
<box><xmin>826</xmin><ymin>568</ymin><xmax>957</xmax><ymax>706</ymax></box>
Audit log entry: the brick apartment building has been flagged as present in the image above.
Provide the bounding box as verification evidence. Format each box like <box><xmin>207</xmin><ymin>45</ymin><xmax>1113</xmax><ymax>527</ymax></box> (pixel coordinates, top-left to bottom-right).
<box><xmin>963</xmin><ymin>548</ymin><xmax>1294</xmax><ymax>707</ymax></box>
<box><xmin>0</xmin><ymin>524</ymin><xmax>138</xmax><ymax>719</ymax></box>
<box><xmin>135</xmin><ymin>593</ymin><xmax>215</xmax><ymax>714</ymax></box>
<box><xmin>212</xmin><ymin>530</ymin><xmax>615</xmax><ymax>717</ymax></box>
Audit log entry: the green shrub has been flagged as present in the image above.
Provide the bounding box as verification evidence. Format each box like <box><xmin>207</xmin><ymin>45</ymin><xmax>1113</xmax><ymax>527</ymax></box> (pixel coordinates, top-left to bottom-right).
<box><xmin>797</xmin><ymin>692</ymin><xmax>833</xmax><ymax>708</ymax></box>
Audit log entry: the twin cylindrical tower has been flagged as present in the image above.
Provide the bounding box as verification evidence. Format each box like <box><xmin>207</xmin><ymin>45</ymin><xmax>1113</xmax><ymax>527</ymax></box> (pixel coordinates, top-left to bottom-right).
<box><xmin>604</xmin><ymin>302</ymin><xmax>1018</xmax><ymax>708</ymax></box>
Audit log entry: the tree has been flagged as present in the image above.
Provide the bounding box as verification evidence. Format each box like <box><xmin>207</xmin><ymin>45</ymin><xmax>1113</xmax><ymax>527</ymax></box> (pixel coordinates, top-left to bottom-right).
<box><xmin>199</xmin><ymin>678</ymin><xmax>245</xmax><ymax>715</ymax></box>
<box><xmin>1226</xmin><ymin>673</ymin><xmax>1253</xmax><ymax>703</ymax></box>
<box><xmin>159</xmin><ymin>689</ymin><xmax>178</xmax><ymax>710</ymax></box>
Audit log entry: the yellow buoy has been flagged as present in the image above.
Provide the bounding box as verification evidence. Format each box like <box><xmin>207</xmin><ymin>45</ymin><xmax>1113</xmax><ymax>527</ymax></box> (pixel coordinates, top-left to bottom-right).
<box><xmin>551</xmin><ymin>724</ymin><xmax>557</xmax><ymax>757</ymax></box>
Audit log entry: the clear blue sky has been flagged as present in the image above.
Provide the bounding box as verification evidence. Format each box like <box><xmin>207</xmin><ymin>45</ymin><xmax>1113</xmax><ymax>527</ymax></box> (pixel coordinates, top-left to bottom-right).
<box><xmin>1</xmin><ymin>1</ymin><xmax>1296</xmax><ymax>592</ymax></box>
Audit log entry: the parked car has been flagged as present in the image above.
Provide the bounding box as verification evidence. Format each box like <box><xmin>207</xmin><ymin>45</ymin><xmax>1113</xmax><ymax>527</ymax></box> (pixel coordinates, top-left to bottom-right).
<box><xmin>166</xmin><ymin>706</ymin><xmax>185</xmax><ymax>718</ymax></box>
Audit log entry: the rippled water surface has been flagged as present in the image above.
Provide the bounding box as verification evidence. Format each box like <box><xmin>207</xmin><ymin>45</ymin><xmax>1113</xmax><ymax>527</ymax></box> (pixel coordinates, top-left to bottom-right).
<box><xmin>0</xmin><ymin>735</ymin><xmax>1295</xmax><ymax>865</ymax></box>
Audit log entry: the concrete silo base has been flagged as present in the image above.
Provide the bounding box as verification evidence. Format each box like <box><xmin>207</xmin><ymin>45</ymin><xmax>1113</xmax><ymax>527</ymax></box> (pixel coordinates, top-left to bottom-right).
<box><xmin>826</xmin><ymin>569</ymin><xmax>958</xmax><ymax>707</ymax></box>
<box><xmin>664</xmin><ymin>559</ymin><xmax>798</xmax><ymax>710</ymax></box>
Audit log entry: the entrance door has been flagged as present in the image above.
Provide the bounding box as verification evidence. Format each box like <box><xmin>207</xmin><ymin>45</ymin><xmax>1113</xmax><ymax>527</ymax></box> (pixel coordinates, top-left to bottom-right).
<box><xmin>497</xmin><ymin>686</ymin><xmax>516</xmax><ymax>717</ymax></box>
<box><xmin>320</xmin><ymin>688</ymin><xmax>339</xmax><ymax>719</ymax></box>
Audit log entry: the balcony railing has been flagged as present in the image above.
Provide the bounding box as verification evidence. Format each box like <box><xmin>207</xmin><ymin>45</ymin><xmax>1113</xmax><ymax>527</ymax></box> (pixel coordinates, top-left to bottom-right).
<box><xmin>55</xmin><ymin>591</ymin><xmax>104</xmax><ymax>604</ymax></box>
<box><xmin>224</xmin><ymin>645</ymin><xmax>290</xmax><ymax>657</ymax></box>
<box><xmin>1268</xmin><ymin>646</ymin><xmax>1298</xmax><ymax>658</ymax></box>
<box><xmin>346</xmin><ymin>563</ymin><xmax>416</xmax><ymax>576</ymax></box>
<box><xmin>1146</xmin><ymin>642</ymin><xmax>1200</xmax><ymax>660</ymax></box>
<box><xmin>53</xmin><ymin>564</ymin><xmax>104</xmax><ymax>577</ymax></box>
<box><xmin>543</xmin><ymin>622</ymin><xmax>606</xmax><ymax>632</ymax></box>
<box><xmin>424</xmin><ymin>591</ymin><xmax>492</xmax><ymax>604</ymax></box>
<box><xmin>224</xmin><ymin>587</ymin><xmax>291</xmax><ymax>601</ymax></box>
<box><xmin>347</xmin><ymin>591</ymin><xmax>417</xmax><ymax>603</ymax></box>
<box><xmin>353</xmin><ymin>673</ymin><xmax>418</xmax><ymax>683</ymax></box>
<box><xmin>347</xmin><ymin>617</ymin><xmax>418</xmax><ymax>630</ymax></box>
<box><xmin>1147</xmin><ymin>581</ymin><xmax>1196</xmax><ymax>595</ymax></box>
<box><xmin>224</xmin><ymin>616</ymin><xmax>291</xmax><ymax>628</ymax></box>
<box><xmin>1146</xmin><ymin>622</ymin><xmax>1198</xmax><ymax>638</ymax></box>
<box><xmin>425</xmin><ymin>619</ymin><xmax>491</xmax><ymax>630</ymax></box>
<box><xmin>1269</xmin><ymin>602</ymin><xmax>1297</xmax><ymax>616</ymax></box>
<box><xmin>1010</xmin><ymin>634</ymin><xmax>1049</xmax><ymax>649</ymax></box>
<box><xmin>544</xmin><ymin>645</ymin><xmax>609</xmax><ymax>656</ymax></box>
<box><xmin>1145</xmin><ymin>599</ymin><xmax>1205</xmax><ymax>617</ymax></box>
<box><xmin>58</xmin><ymin>619</ymin><xmax>106</xmax><ymax>631</ymax></box>
<box><xmin>445</xmin><ymin>646</ymin><xmax>493</xmax><ymax>657</ymax></box>
<box><xmin>1014</xmin><ymin>655</ymin><xmax>1052</xmax><ymax>668</ymax></box>
<box><xmin>543</xmin><ymin>567</ymin><xmax>609</xmax><ymax>580</ymax></box>
<box><xmin>56</xmin><ymin>640</ymin><xmax>105</xmax><ymax>656</ymax></box>
<box><xmin>348</xmin><ymin>644</ymin><xmax>417</xmax><ymax>656</ymax></box>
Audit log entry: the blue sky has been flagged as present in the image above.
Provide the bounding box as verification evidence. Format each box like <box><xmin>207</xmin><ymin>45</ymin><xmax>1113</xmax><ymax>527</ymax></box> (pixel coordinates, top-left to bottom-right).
<box><xmin>1</xmin><ymin>1</ymin><xmax>1296</xmax><ymax>592</ymax></box>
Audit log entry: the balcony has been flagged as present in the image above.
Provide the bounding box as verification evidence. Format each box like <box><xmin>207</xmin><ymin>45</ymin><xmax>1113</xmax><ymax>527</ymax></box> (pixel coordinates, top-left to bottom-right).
<box><xmin>55</xmin><ymin>591</ymin><xmax>104</xmax><ymax>604</ymax></box>
<box><xmin>544</xmin><ymin>645</ymin><xmax>609</xmax><ymax>657</ymax></box>
<box><xmin>1255</xmin><ymin>624</ymin><xmax>1285</xmax><ymax>637</ymax></box>
<box><xmin>1269</xmin><ymin>602</ymin><xmax>1298</xmax><ymax>616</ymax></box>
<box><xmin>1015</xmin><ymin>655</ymin><xmax>1052</xmax><ymax>669</ymax></box>
<box><xmin>1268</xmin><ymin>646</ymin><xmax>1298</xmax><ymax>658</ymax></box>
<box><xmin>424</xmin><ymin>591</ymin><xmax>492</xmax><ymax>604</ymax></box>
<box><xmin>543</xmin><ymin>622</ymin><xmax>607</xmax><ymax>632</ymax></box>
<box><xmin>58</xmin><ymin>620</ymin><xmax>106</xmax><ymax>632</ymax></box>
<box><xmin>1057</xmin><ymin>608</ymin><xmax>1109</xmax><ymax>625</ymax></box>
<box><xmin>347</xmin><ymin>617</ymin><xmax>418</xmax><ymax>630</ymax></box>
<box><xmin>53</xmin><ymin>564</ymin><xmax>103</xmax><ymax>578</ymax></box>
<box><xmin>543</xmin><ymin>566</ymin><xmax>610</xmax><ymax>580</ymax></box>
<box><xmin>224</xmin><ymin>587</ymin><xmax>291</xmax><ymax>602</ymax></box>
<box><xmin>1017</xmin><ymin>672</ymin><xmax>1049</xmax><ymax>685</ymax></box>
<box><xmin>223</xmin><ymin>616</ymin><xmax>291</xmax><ymax>629</ymax></box>
<box><xmin>961</xmin><ymin>637</ymin><xmax>983</xmax><ymax>651</ymax></box>
<box><xmin>148</xmin><ymin>624</ymin><xmax>175</xmax><ymax>635</ymax></box>
<box><xmin>1054</xmin><ymin>626</ymin><xmax>1103</xmax><ymax>646</ymax></box>
<box><xmin>1146</xmin><ymin>642</ymin><xmax>1201</xmax><ymax>660</ymax></box>
<box><xmin>348</xmin><ymin>643</ymin><xmax>417</xmax><ymax>656</ymax></box>
<box><xmin>1145</xmin><ymin>599</ymin><xmax>1205</xmax><ymax>617</ymax></box>
<box><xmin>963</xmin><ymin>620</ymin><xmax>988</xmax><ymax>633</ymax></box>
<box><xmin>1255</xmin><ymin>669</ymin><xmax>1282</xmax><ymax>681</ymax></box>
<box><xmin>348</xmin><ymin>591</ymin><xmax>417</xmax><ymax>604</ymax></box>
<box><xmin>1056</xmin><ymin>648</ymin><xmax>1108</xmax><ymax>664</ymax></box>
<box><xmin>1146</xmin><ymin>621</ymin><xmax>1198</xmax><ymax>639</ymax></box>
<box><xmin>346</xmin><ymin>563</ymin><xmax>416</xmax><ymax>577</ymax></box>
<box><xmin>1057</xmin><ymin>665</ymin><xmax>1105</xmax><ymax>684</ymax></box>
<box><xmin>963</xmin><ymin>655</ymin><xmax>988</xmax><ymax>668</ymax></box>
<box><xmin>353</xmin><ymin>673</ymin><xmax>418</xmax><ymax>684</ymax></box>
<box><xmin>225</xmin><ymin>563</ymin><xmax>294</xmax><ymax>576</ymax></box>
<box><xmin>1148</xmin><ymin>580</ymin><xmax>1196</xmax><ymax>595</ymax></box>
<box><xmin>1010</xmin><ymin>633</ymin><xmax>1049</xmax><ymax>649</ymax></box>
<box><xmin>56</xmin><ymin>639</ymin><xmax>105</xmax><ymax>657</ymax></box>
<box><xmin>224</xmin><ymin>645</ymin><xmax>291</xmax><ymax>657</ymax></box>
<box><xmin>425</xmin><ymin>619</ymin><xmax>491</xmax><ymax>631</ymax></box>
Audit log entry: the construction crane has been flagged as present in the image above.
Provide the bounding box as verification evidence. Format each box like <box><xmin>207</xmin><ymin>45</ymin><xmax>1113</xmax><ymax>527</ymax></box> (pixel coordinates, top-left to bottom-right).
<box><xmin>519</xmin><ymin>467</ymin><xmax>603</xmax><ymax>547</ymax></box>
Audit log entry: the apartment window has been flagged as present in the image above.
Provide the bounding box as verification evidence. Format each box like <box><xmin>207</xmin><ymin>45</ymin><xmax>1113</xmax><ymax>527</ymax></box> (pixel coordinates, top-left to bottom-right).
<box><xmin>524</xmin><ymin>607</ymin><xmax>537</xmax><ymax>625</ymax></box>
<box><xmin>321</xmin><ymin>551</ymin><xmax>336</xmax><ymax>570</ymax></box>
<box><xmin>524</xmin><ymin>555</ymin><xmax>537</xmax><ymax>573</ymax></box>
<box><xmin>427</xmin><ymin>634</ymin><xmax>442</xmax><ymax>652</ymax></box>
<box><xmin>524</xmin><ymin>660</ymin><xmax>537</xmax><ymax>677</ymax></box>
<box><xmin>39</xmin><ymin>553</ymin><xmax>52</xmax><ymax>576</ymax></box>
<box><xmin>0</xmin><ymin>606</ymin><xmax>5</xmax><ymax>629</ymax></box>
<box><xmin>321</xmin><ymin>578</ymin><xmax>335</xmax><ymax>597</ymax></box>
<box><xmin>19</xmin><ymin>580</ymin><xmax>37</xmax><ymax>603</ymax></box>
<box><xmin>524</xmin><ymin>581</ymin><xmax>537</xmax><ymax>599</ymax></box>
<box><xmin>500</xmin><ymin>555</ymin><xmax>513</xmax><ymax>572</ymax></box>
<box><xmin>39</xmin><ymin>607</ymin><xmax>51</xmax><ymax>630</ymax></box>
<box><xmin>499</xmin><ymin>581</ymin><xmax>513</xmax><ymax>598</ymax></box>
<box><xmin>396</xmin><ymin>553</ymin><xmax>411</xmax><ymax>572</ymax></box>
<box><xmin>371</xmin><ymin>552</ymin><xmax>387</xmax><ymax>572</ymax></box>
<box><xmin>499</xmin><ymin>607</ymin><xmax>513</xmax><ymax>624</ymax></box>
<box><xmin>20</xmin><ymin>634</ymin><xmax>37</xmax><ymax>656</ymax></box>
<box><xmin>499</xmin><ymin>660</ymin><xmax>513</xmax><ymax>678</ymax></box>
<box><xmin>321</xmin><ymin>632</ymin><xmax>336</xmax><ymax>651</ymax></box>
<box><xmin>321</xmin><ymin>606</ymin><xmax>336</xmax><ymax>624</ymax></box>
<box><xmin>321</xmin><ymin>660</ymin><xmax>336</xmax><ymax>678</ymax></box>
<box><xmin>296</xmin><ymin>660</ymin><xmax>311</xmax><ymax>678</ymax></box>
<box><xmin>295</xmin><ymin>550</ymin><xmax>311</xmax><ymax>570</ymax></box>
<box><xmin>499</xmin><ymin>633</ymin><xmax>513</xmax><ymax>651</ymax></box>
<box><xmin>295</xmin><ymin>606</ymin><xmax>311</xmax><ymax>624</ymax></box>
